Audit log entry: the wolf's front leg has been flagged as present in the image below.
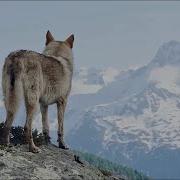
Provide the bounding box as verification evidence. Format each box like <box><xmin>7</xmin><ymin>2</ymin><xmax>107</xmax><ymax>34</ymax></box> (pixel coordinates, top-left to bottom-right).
<box><xmin>57</xmin><ymin>97</ymin><xmax>68</xmax><ymax>149</ymax></box>
<box><xmin>40</xmin><ymin>104</ymin><xmax>51</xmax><ymax>144</ymax></box>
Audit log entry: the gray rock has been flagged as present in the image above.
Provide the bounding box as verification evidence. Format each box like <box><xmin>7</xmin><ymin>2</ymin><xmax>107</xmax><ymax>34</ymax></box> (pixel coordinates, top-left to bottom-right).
<box><xmin>0</xmin><ymin>144</ymin><xmax>111</xmax><ymax>180</ymax></box>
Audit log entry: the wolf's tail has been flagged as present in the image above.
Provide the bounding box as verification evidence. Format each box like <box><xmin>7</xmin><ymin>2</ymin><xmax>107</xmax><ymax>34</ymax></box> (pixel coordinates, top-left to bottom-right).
<box><xmin>2</xmin><ymin>59</ymin><xmax>22</xmax><ymax>115</ymax></box>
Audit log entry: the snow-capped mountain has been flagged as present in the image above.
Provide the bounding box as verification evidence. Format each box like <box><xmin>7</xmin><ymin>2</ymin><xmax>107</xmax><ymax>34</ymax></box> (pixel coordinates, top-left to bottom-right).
<box><xmin>65</xmin><ymin>41</ymin><xmax>180</xmax><ymax>178</ymax></box>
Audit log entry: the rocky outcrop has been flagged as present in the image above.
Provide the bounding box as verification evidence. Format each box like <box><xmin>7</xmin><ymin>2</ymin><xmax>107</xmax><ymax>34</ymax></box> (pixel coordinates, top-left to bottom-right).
<box><xmin>0</xmin><ymin>144</ymin><xmax>116</xmax><ymax>180</ymax></box>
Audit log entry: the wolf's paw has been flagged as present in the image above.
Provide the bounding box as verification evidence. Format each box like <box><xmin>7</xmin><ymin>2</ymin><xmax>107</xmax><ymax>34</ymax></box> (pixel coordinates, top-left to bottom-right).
<box><xmin>57</xmin><ymin>134</ymin><xmax>69</xmax><ymax>150</ymax></box>
<box><xmin>29</xmin><ymin>145</ymin><xmax>41</xmax><ymax>153</ymax></box>
<box><xmin>58</xmin><ymin>141</ymin><xmax>69</xmax><ymax>150</ymax></box>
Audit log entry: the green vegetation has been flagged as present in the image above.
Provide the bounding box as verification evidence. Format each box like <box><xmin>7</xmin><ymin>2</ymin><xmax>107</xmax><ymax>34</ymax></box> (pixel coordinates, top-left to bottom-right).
<box><xmin>0</xmin><ymin>122</ymin><xmax>44</xmax><ymax>146</ymax></box>
<box><xmin>74</xmin><ymin>150</ymin><xmax>150</xmax><ymax>180</ymax></box>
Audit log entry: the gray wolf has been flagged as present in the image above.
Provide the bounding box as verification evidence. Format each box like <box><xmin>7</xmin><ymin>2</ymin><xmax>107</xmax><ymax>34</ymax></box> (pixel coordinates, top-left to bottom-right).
<box><xmin>0</xmin><ymin>31</ymin><xmax>74</xmax><ymax>153</ymax></box>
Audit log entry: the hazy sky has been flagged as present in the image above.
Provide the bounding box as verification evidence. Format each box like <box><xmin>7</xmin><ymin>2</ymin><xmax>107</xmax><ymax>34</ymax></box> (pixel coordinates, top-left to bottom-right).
<box><xmin>1</xmin><ymin>1</ymin><xmax>180</xmax><ymax>70</ymax></box>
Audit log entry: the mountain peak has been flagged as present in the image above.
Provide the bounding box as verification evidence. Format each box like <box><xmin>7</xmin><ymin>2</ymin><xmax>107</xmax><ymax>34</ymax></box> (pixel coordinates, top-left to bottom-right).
<box><xmin>152</xmin><ymin>40</ymin><xmax>180</xmax><ymax>66</ymax></box>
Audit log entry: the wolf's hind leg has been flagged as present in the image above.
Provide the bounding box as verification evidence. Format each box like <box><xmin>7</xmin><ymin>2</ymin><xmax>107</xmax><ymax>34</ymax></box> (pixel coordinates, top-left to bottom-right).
<box><xmin>40</xmin><ymin>104</ymin><xmax>50</xmax><ymax>144</ymax></box>
<box><xmin>24</xmin><ymin>101</ymin><xmax>40</xmax><ymax>153</ymax></box>
<box><xmin>24</xmin><ymin>88</ymin><xmax>40</xmax><ymax>153</ymax></box>
<box><xmin>0</xmin><ymin>111</ymin><xmax>16</xmax><ymax>145</ymax></box>
<box><xmin>1</xmin><ymin>87</ymin><xmax>19</xmax><ymax>145</ymax></box>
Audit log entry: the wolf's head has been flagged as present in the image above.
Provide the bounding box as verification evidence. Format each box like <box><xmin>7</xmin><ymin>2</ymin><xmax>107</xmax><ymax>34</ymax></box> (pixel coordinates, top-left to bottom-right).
<box><xmin>43</xmin><ymin>30</ymin><xmax>74</xmax><ymax>61</ymax></box>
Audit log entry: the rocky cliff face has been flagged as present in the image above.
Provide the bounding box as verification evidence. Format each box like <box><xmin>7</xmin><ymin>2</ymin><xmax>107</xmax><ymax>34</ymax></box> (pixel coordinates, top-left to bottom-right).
<box><xmin>0</xmin><ymin>144</ymin><xmax>115</xmax><ymax>180</ymax></box>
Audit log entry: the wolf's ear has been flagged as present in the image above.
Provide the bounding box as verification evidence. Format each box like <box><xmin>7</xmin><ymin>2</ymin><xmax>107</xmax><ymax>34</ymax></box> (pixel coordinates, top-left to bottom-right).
<box><xmin>65</xmin><ymin>34</ymin><xmax>74</xmax><ymax>48</ymax></box>
<box><xmin>46</xmin><ymin>30</ymin><xmax>54</xmax><ymax>45</ymax></box>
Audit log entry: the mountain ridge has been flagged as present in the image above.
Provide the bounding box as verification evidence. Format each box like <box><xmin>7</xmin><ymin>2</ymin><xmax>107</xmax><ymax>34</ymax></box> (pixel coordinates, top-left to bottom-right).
<box><xmin>65</xmin><ymin>40</ymin><xmax>180</xmax><ymax>178</ymax></box>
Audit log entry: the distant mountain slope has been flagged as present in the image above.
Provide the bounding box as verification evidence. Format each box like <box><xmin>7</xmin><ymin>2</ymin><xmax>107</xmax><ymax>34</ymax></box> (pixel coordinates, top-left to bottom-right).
<box><xmin>72</xmin><ymin>67</ymin><xmax>120</xmax><ymax>95</ymax></box>
<box><xmin>75</xmin><ymin>150</ymin><xmax>149</xmax><ymax>180</ymax></box>
<box><xmin>65</xmin><ymin>41</ymin><xmax>180</xmax><ymax>178</ymax></box>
